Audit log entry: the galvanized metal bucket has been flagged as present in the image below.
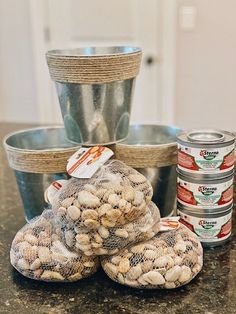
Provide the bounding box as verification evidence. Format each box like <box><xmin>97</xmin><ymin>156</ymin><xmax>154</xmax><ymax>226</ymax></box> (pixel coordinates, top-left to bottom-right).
<box><xmin>115</xmin><ymin>124</ymin><xmax>182</xmax><ymax>217</ymax></box>
<box><xmin>3</xmin><ymin>126</ymin><xmax>80</xmax><ymax>221</ymax></box>
<box><xmin>46</xmin><ymin>46</ymin><xmax>142</xmax><ymax>145</ymax></box>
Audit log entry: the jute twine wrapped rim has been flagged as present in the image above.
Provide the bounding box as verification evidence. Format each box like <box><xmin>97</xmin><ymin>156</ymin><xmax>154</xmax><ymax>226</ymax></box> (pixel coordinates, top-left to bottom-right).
<box><xmin>3</xmin><ymin>126</ymin><xmax>80</xmax><ymax>174</ymax></box>
<box><xmin>46</xmin><ymin>46</ymin><xmax>142</xmax><ymax>84</ymax></box>
<box><xmin>114</xmin><ymin>143</ymin><xmax>178</xmax><ymax>168</ymax></box>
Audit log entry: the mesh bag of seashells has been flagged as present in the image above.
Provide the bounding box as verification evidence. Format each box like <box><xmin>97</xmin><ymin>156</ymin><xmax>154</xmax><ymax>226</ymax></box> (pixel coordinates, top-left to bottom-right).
<box><xmin>101</xmin><ymin>223</ymin><xmax>203</xmax><ymax>289</ymax></box>
<box><xmin>10</xmin><ymin>210</ymin><xmax>100</xmax><ymax>282</ymax></box>
<box><xmin>55</xmin><ymin>201</ymin><xmax>161</xmax><ymax>256</ymax></box>
<box><xmin>52</xmin><ymin>160</ymin><xmax>153</xmax><ymax>230</ymax></box>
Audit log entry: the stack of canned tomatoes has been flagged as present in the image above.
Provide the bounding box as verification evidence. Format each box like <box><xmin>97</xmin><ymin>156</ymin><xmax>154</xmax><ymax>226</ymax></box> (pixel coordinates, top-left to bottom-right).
<box><xmin>177</xmin><ymin>129</ymin><xmax>235</xmax><ymax>247</ymax></box>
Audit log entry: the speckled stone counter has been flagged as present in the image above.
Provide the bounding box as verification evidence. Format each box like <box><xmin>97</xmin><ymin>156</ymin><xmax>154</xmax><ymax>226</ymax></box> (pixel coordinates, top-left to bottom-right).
<box><xmin>1</xmin><ymin>123</ymin><xmax>236</xmax><ymax>314</ymax></box>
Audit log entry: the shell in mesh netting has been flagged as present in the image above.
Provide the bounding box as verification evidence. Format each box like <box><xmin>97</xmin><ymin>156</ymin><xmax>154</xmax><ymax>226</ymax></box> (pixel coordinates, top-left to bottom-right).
<box><xmin>55</xmin><ymin>201</ymin><xmax>161</xmax><ymax>256</ymax></box>
<box><xmin>52</xmin><ymin>160</ymin><xmax>153</xmax><ymax>229</ymax></box>
<box><xmin>10</xmin><ymin>210</ymin><xmax>99</xmax><ymax>282</ymax></box>
<box><xmin>101</xmin><ymin>224</ymin><xmax>203</xmax><ymax>289</ymax></box>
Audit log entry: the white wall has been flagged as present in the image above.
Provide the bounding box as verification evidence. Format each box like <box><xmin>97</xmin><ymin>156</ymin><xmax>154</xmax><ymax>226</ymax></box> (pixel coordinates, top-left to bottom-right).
<box><xmin>176</xmin><ymin>0</ymin><xmax>236</xmax><ymax>131</ymax></box>
<box><xmin>0</xmin><ymin>0</ymin><xmax>38</xmax><ymax>122</ymax></box>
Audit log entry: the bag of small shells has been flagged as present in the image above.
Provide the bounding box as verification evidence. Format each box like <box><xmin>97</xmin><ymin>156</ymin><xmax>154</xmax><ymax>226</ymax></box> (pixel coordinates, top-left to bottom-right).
<box><xmin>55</xmin><ymin>201</ymin><xmax>161</xmax><ymax>256</ymax></box>
<box><xmin>10</xmin><ymin>210</ymin><xmax>99</xmax><ymax>282</ymax></box>
<box><xmin>52</xmin><ymin>160</ymin><xmax>153</xmax><ymax>230</ymax></box>
<box><xmin>101</xmin><ymin>224</ymin><xmax>203</xmax><ymax>289</ymax></box>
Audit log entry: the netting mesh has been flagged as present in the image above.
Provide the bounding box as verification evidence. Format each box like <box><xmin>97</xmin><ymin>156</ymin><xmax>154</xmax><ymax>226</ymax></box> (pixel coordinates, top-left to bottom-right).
<box><xmin>101</xmin><ymin>223</ymin><xmax>203</xmax><ymax>289</ymax></box>
<box><xmin>52</xmin><ymin>160</ymin><xmax>153</xmax><ymax>229</ymax></box>
<box><xmin>10</xmin><ymin>210</ymin><xmax>100</xmax><ymax>282</ymax></box>
<box><xmin>55</xmin><ymin>201</ymin><xmax>160</xmax><ymax>256</ymax></box>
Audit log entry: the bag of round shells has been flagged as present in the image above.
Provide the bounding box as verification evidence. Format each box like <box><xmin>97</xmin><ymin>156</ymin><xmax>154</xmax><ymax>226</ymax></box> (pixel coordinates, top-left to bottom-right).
<box><xmin>101</xmin><ymin>224</ymin><xmax>203</xmax><ymax>289</ymax></box>
<box><xmin>55</xmin><ymin>201</ymin><xmax>161</xmax><ymax>256</ymax></box>
<box><xmin>10</xmin><ymin>210</ymin><xmax>100</xmax><ymax>282</ymax></box>
<box><xmin>52</xmin><ymin>160</ymin><xmax>153</xmax><ymax>229</ymax></box>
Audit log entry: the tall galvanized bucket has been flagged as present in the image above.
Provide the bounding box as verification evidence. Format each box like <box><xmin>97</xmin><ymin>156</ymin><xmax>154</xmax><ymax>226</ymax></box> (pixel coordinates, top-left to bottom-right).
<box><xmin>46</xmin><ymin>46</ymin><xmax>142</xmax><ymax>145</ymax></box>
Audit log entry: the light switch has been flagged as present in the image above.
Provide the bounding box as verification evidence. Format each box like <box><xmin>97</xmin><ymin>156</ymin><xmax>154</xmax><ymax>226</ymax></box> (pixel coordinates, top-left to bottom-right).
<box><xmin>179</xmin><ymin>6</ymin><xmax>197</xmax><ymax>31</ymax></box>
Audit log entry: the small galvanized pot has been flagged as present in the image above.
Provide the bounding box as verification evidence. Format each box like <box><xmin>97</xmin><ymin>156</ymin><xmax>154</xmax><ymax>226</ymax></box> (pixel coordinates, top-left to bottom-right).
<box><xmin>115</xmin><ymin>124</ymin><xmax>182</xmax><ymax>217</ymax></box>
<box><xmin>3</xmin><ymin>126</ymin><xmax>80</xmax><ymax>221</ymax></box>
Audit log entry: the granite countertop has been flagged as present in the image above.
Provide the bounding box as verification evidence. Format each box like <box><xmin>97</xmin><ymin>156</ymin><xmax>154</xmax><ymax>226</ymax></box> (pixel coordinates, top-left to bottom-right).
<box><xmin>1</xmin><ymin>123</ymin><xmax>235</xmax><ymax>314</ymax></box>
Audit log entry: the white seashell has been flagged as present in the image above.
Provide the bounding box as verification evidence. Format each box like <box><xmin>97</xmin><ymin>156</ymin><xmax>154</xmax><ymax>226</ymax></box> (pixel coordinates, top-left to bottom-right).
<box><xmin>111</xmin><ymin>256</ymin><xmax>121</xmax><ymax>265</ymax></box>
<box><xmin>142</xmin><ymin>271</ymin><xmax>165</xmax><ymax>285</ymax></box>
<box><xmin>30</xmin><ymin>258</ymin><xmax>41</xmax><ymax>270</ymax></box>
<box><xmin>153</xmin><ymin>255</ymin><xmax>174</xmax><ymax>269</ymax></box>
<box><xmin>174</xmin><ymin>241</ymin><xmax>187</xmax><ymax>254</ymax></box>
<box><xmin>83</xmin><ymin>261</ymin><xmax>95</xmax><ymax>268</ymax></box>
<box><xmin>165</xmin><ymin>265</ymin><xmax>182</xmax><ymax>282</ymax></box>
<box><xmin>174</xmin><ymin>256</ymin><xmax>183</xmax><ymax>266</ymax></box>
<box><xmin>84</xmin><ymin>219</ymin><xmax>100</xmax><ymax>229</ymax></box>
<box><xmin>91</xmin><ymin>242</ymin><xmax>102</xmax><ymax>248</ymax></box>
<box><xmin>179</xmin><ymin>266</ymin><xmax>192</xmax><ymax>283</ymax></box>
<box><xmin>192</xmin><ymin>263</ymin><xmax>202</xmax><ymax>274</ymax></box>
<box><xmin>98</xmin><ymin>204</ymin><xmax>112</xmax><ymax>217</ymax></box>
<box><xmin>137</xmin><ymin>276</ymin><xmax>149</xmax><ymax>286</ymax></box>
<box><xmin>51</xmin><ymin>252</ymin><xmax>67</xmax><ymax>263</ymax></box>
<box><xmin>78</xmin><ymin>190</ymin><xmax>100</xmax><ymax>208</ymax></box>
<box><xmin>108</xmin><ymin>194</ymin><xmax>120</xmax><ymax>207</ymax></box>
<box><xmin>101</xmin><ymin>217</ymin><xmax>116</xmax><ymax>228</ymax></box>
<box><xmin>106</xmin><ymin>209</ymin><xmax>122</xmax><ymax>222</ymax></box>
<box><xmin>124</xmin><ymin>278</ymin><xmax>138</xmax><ymax>287</ymax></box>
<box><xmin>144</xmin><ymin>250</ymin><xmax>158</xmax><ymax>260</ymax></box>
<box><xmin>67</xmin><ymin>206</ymin><xmax>81</xmax><ymax>221</ymax></box>
<box><xmin>24</xmin><ymin>234</ymin><xmax>38</xmax><ymax>246</ymax></box>
<box><xmin>51</xmin><ymin>240</ymin><xmax>77</xmax><ymax>258</ymax></box>
<box><xmin>13</xmin><ymin>232</ymin><xmax>24</xmax><ymax>244</ymax></box>
<box><xmin>75</xmin><ymin>243</ymin><xmax>91</xmax><ymax>252</ymax></box>
<box><xmin>104</xmin><ymin>262</ymin><xmax>118</xmax><ymax>276</ymax></box>
<box><xmin>17</xmin><ymin>258</ymin><xmax>30</xmax><ymax>270</ymax></box>
<box><xmin>130</xmin><ymin>244</ymin><xmax>145</xmax><ymax>254</ymax></box>
<box><xmin>164</xmin><ymin>282</ymin><xmax>176</xmax><ymax>289</ymax></box>
<box><xmin>122</xmin><ymin>186</ymin><xmax>134</xmax><ymax>202</ymax></box>
<box><xmin>65</xmin><ymin>230</ymin><xmax>75</xmax><ymax>247</ymax></box>
<box><xmin>18</xmin><ymin>241</ymin><xmax>31</xmax><ymax>255</ymax></box>
<box><xmin>114</xmin><ymin>229</ymin><xmax>129</xmax><ymax>238</ymax></box>
<box><xmin>118</xmin><ymin>199</ymin><xmax>127</xmax><ymax>210</ymax></box>
<box><xmin>109</xmin><ymin>249</ymin><xmax>119</xmax><ymax>255</ymax></box>
<box><xmin>84</xmin><ymin>184</ymin><xmax>97</xmax><ymax>194</ymax></box>
<box><xmin>38</xmin><ymin>246</ymin><xmax>51</xmax><ymax>263</ymax></box>
<box><xmin>96</xmin><ymin>188</ymin><xmax>107</xmax><ymax>198</ymax></box>
<box><xmin>41</xmin><ymin>270</ymin><xmax>64</xmax><ymax>281</ymax></box>
<box><xmin>118</xmin><ymin>258</ymin><xmax>130</xmax><ymax>273</ymax></box>
<box><xmin>94</xmin><ymin>233</ymin><xmax>103</xmax><ymax>243</ymax></box>
<box><xmin>61</xmin><ymin>197</ymin><xmax>74</xmax><ymax>208</ymax></box>
<box><xmin>98</xmin><ymin>226</ymin><xmax>110</xmax><ymax>239</ymax></box>
<box><xmin>132</xmin><ymin>190</ymin><xmax>144</xmax><ymax>206</ymax></box>
<box><xmin>129</xmin><ymin>174</ymin><xmax>147</xmax><ymax>184</ymax></box>
<box><xmin>117</xmin><ymin>273</ymin><xmax>125</xmax><ymax>284</ymax></box>
<box><xmin>56</xmin><ymin>206</ymin><xmax>67</xmax><ymax>218</ymax></box>
<box><xmin>22</xmin><ymin>245</ymin><xmax>38</xmax><ymax>263</ymax></box>
<box><xmin>76</xmin><ymin>233</ymin><xmax>90</xmax><ymax>245</ymax></box>
<box><xmin>126</xmin><ymin>264</ymin><xmax>142</xmax><ymax>280</ymax></box>
<box><xmin>141</xmin><ymin>260</ymin><xmax>153</xmax><ymax>273</ymax></box>
<box><xmin>125</xmin><ymin>223</ymin><xmax>134</xmax><ymax>232</ymax></box>
<box><xmin>68</xmin><ymin>272</ymin><xmax>82</xmax><ymax>281</ymax></box>
<box><xmin>123</xmin><ymin>202</ymin><xmax>132</xmax><ymax>213</ymax></box>
<box><xmin>82</xmin><ymin>209</ymin><xmax>98</xmax><ymax>221</ymax></box>
<box><xmin>84</xmin><ymin>250</ymin><xmax>94</xmax><ymax>256</ymax></box>
<box><xmin>93</xmin><ymin>248</ymin><xmax>108</xmax><ymax>255</ymax></box>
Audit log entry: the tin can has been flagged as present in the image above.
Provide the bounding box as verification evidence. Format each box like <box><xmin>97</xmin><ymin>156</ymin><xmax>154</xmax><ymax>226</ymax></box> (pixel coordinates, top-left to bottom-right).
<box><xmin>177</xmin><ymin>204</ymin><xmax>232</xmax><ymax>247</ymax></box>
<box><xmin>177</xmin><ymin>129</ymin><xmax>235</xmax><ymax>178</ymax></box>
<box><xmin>177</xmin><ymin>170</ymin><xmax>234</xmax><ymax>210</ymax></box>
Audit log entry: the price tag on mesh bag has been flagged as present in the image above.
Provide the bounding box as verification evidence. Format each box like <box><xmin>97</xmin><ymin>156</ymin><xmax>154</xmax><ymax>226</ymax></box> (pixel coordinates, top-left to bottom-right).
<box><xmin>67</xmin><ymin>146</ymin><xmax>114</xmax><ymax>179</ymax></box>
<box><xmin>160</xmin><ymin>216</ymin><xmax>180</xmax><ymax>232</ymax></box>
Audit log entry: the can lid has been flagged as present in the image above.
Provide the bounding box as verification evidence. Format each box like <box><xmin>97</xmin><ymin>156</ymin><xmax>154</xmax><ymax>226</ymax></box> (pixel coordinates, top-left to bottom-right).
<box><xmin>177</xmin><ymin>201</ymin><xmax>233</xmax><ymax>215</ymax></box>
<box><xmin>187</xmin><ymin>130</ymin><xmax>225</xmax><ymax>143</ymax></box>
